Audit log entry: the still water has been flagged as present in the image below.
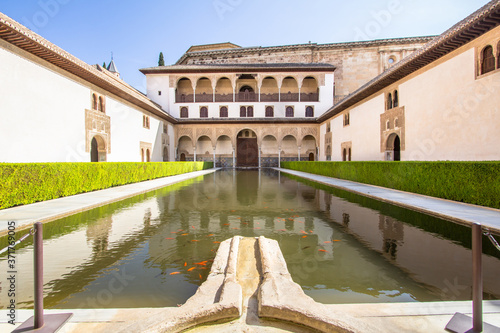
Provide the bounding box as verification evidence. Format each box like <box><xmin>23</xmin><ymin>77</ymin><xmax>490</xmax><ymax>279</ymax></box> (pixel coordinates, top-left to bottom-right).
<box><xmin>1</xmin><ymin>169</ymin><xmax>499</xmax><ymax>309</ymax></box>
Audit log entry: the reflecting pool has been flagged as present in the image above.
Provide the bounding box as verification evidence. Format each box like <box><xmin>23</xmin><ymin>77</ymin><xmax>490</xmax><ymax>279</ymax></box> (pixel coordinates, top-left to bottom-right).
<box><xmin>1</xmin><ymin>169</ymin><xmax>499</xmax><ymax>309</ymax></box>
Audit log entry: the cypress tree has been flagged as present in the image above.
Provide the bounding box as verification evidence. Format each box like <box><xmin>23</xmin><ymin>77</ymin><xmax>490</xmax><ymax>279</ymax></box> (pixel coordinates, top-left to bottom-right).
<box><xmin>158</xmin><ymin>52</ymin><xmax>165</xmax><ymax>66</ymax></box>
<box><xmin>103</xmin><ymin>62</ymin><xmax>106</xmax><ymax>68</ymax></box>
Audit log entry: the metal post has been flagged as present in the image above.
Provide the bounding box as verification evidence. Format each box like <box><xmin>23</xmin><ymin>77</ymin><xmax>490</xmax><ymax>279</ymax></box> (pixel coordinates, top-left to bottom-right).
<box><xmin>34</xmin><ymin>222</ymin><xmax>44</xmax><ymax>329</ymax></box>
<box><xmin>472</xmin><ymin>223</ymin><xmax>482</xmax><ymax>332</ymax></box>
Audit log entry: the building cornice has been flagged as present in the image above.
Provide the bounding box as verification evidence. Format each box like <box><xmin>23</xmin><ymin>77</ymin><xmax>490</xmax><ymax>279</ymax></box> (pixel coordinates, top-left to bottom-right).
<box><xmin>140</xmin><ymin>63</ymin><xmax>336</xmax><ymax>75</ymax></box>
<box><xmin>0</xmin><ymin>12</ymin><xmax>177</xmax><ymax>124</ymax></box>
<box><xmin>317</xmin><ymin>1</ymin><xmax>500</xmax><ymax>123</ymax></box>
<box><xmin>176</xmin><ymin>117</ymin><xmax>318</xmax><ymax>125</ymax></box>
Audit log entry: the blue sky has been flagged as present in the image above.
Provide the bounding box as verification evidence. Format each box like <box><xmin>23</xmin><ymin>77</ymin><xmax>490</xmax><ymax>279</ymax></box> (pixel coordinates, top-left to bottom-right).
<box><xmin>0</xmin><ymin>0</ymin><xmax>492</xmax><ymax>92</ymax></box>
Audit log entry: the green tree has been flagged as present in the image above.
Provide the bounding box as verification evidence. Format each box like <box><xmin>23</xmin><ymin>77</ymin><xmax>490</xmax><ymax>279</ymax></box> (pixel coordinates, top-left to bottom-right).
<box><xmin>103</xmin><ymin>62</ymin><xmax>106</xmax><ymax>68</ymax></box>
<box><xmin>158</xmin><ymin>52</ymin><xmax>165</xmax><ymax>66</ymax></box>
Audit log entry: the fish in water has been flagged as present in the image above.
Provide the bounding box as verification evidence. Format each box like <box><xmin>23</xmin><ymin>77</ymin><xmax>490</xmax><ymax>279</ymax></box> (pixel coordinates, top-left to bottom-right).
<box><xmin>302</xmin><ymin>235</ymin><xmax>307</xmax><ymax>238</ymax></box>
<box><xmin>318</xmin><ymin>249</ymin><xmax>328</xmax><ymax>253</ymax></box>
<box><xmin>187</xmin><ymin>267</ymin><xmax>196</xmax><ymax>271</ymax></box>
<box><xmin>170</xmin><ymin>272</ymin><xmax>181</xmax><ymax>275</ymax></box>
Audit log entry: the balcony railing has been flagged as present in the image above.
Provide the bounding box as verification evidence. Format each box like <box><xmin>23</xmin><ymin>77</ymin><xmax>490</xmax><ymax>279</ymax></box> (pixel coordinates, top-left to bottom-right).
<box><xmin>175</xmin><ymin>94</ymin><xmax>194</xmax><ymax>103</ymax></box>
<box><xmin>195</xmin><ymin>93</ymin><xmax>214</xmax><ymax>103</ymax></box>
<box><xmin>260</xmin><ymin>93</ymin><xmax>279</xmax><ymax>102</ymax></box>
<box><xmin>215</xmin><ymin>94</ymin><xmax>233</xmax><ymax>102</ymax></box>
<box><xmin>300</xmin><ymin>92</ymin><xmax>319</xmax><ymax>102</ymax></box>
<box><xmin>280</xmin><ymin>92</ymin><xmax>299</xmax><ymax>102</ymax></box>
<box><xmin>236</xmin><ymin>92</ymin><xmax>258</xmax><ymax>102</ymax></box>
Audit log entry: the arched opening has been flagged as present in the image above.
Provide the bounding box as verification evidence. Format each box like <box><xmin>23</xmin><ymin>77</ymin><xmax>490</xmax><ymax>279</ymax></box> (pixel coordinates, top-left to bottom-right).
<box><xmin>326</xmin><ymin>145</ymin><xmax>331</xmax><ymax>161</ymax></box>
<box><xmin>302</xmin><ymin>135</ymin><xmax>316</xmax><ymax>161</ymax></box>
<box><xmin>146</xmin><ymin>149</ymin><xmax>151</xmax><ymax>162</ymax></box>
<box><xmin>394</xmin><ymin>136</ymin><xmax>401</xmax><ymax>161</ymax></box>
<box><xmin>180</xmin><ymin>107</ymin><xmax>189</xmax><ymax>118</ymax></box>
<box><xmin>301</xmin><ymin>77</ymin><xmax>319</xmax><ymax>101</ymax></box>
<box><xmin>215</xmin><ymin>77</ymin><xmax>233</xmax><ymax>102</ymax></box>
<box><xmin>261</xmin><ymin>135</ymin><xmax>278</xmax><ymax>167</ymax></box>
<box><xmin>281</xmin><ymin>135</ymin><xmax>298</xmax><ymax>161</ymax></box>
<box><xmin>220</xmin><ymin>106</ymin><xmax>228</xmax><ymax>118</ymax></box>
<box><xmin>236</xmin><ymin>74</ymin><xmax>257</xmax><ymax>102</ymax></box>
<box><xmin>141</xmin><ymin>148</ymin><xmax>144</xmax><ymax>162</ymax></box>
<box><xmin>196</xmin><ymin>135</ymin><xmax>213</xmax><ymax>162</ymax></box>
<box><xmin>98</xmin><ymin>96</ymin><xmax>105</xmax><ymax>112</ymax></box>
<box><xmin>309</xmin><ymin>152</ymin><xmax>314</xmax><ymax>161</ymax></box>
<box><xmin>178</xmin><ymin>136</ymin><xmax>193</xmax><ymax>161</ymax></box>
<box><xmin>195</xmin><ymin>77</ymin><xmax>213</xmax><ymax>102</ymax></box>
<box><xmin>265</xmin><ymin>106</ymin><xmax>274</xmax><ymax>117</ymax></box>
<box><xmin>342</xmin><ymin>148</ymin><xmax>347</xmax><ymax>162</ymax></box>
<box><xmin>90</xmin><ymin>136</ymin><xmax>106</xmax><ymax>162</ymax></box>
<box><xmin>305</xmin><ymin>106</ymin><xmax>314</xmax><ymax>117</ymax></box>
<box><xmin>200</xmin><ymin>106</ymin><xmax>208</xmax><ymax>118</ymax></box>
<box><xmin>481</xmin><ymin>45</ymin><xmax>495</xmax><ymax>74</ymax></box>
<box><xmin>386</xmin><ymin>133</ymin><xmax>401</xmax><ymax>161</ymax></box>
<box><xmin>348</xmin><ymin>148</ymin><xmax>352</xmax><ymax>161</ymax></box>
<box><xmin>240</xmin><ymin>106</ymin><xmax>253</xmax><ymax>118</ymax></box>
<box><xmin>285</xmin><ymin>106</ymin><xmax>294</xmax><ymax>117</ymax></box>
<box><xmin>176</xmin><ymin>78</ymin><xmax>194</xmax><ymax>103</ymax></box>
<box><xmin>237</xmin><ymin>129</ymin><xmax>258</xmax><ymax>167</ymax></box>
<box><xmin>261</xmin><ymin>77</ymin><xmax>279</xmax><ymax>102</ymax></box>
<box><xmin>215</xmin><ymin>135</ymin><xmax>233</xmax><ymax>167</ymax></box>
<box><xmin>281</xmin><ymin>77</ymin><xmax>299</xmax><ymax>102</ymax></box>
<box><xmin>393</xmin><ymin>90</ymin><xmax>399</xmax><ymax>108</ymax></box>
<box><xmin>92</xmin><ymin>94</ymin><xmax>98</xmax><ymax>110</ymax></box>
<box><xmin>387</xmin><ymin>93</ymin><xmax>393</xmax><ymax>109</ymax></box>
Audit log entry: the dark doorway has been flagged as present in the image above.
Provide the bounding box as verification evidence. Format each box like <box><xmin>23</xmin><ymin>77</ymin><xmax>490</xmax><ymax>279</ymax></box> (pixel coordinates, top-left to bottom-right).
<box><xmin>237</xmin><ymin>130</ymin><xmax>258</xmax><ymax>167</ymax></box>
<box><xmin>91</xmin><ymin>137</ymin><xmax>98</xmax><ymax>162</ymax></box>
<box><xmin>309</xmin><ymin>153</ymin><xmax>314</xmax><ymax>161</ymax></box>
<box><xmin>394</xmin><ymin>135</ymin><xmax>401</xmax><ymax>161</ymax></box>
<box><xmin>180</xmin><ymin>153</ymin><xmax>186</xmax><ymax>161</ymax></box>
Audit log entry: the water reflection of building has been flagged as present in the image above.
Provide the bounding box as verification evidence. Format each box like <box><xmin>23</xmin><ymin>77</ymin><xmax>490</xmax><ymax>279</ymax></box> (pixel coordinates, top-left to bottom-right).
<box><xmin>378</xmin><ymin>216</ymin><xmax>404</xmax><ymax>260</ymax></box>
<box><xmin>86</xmin><ymin>216</ymin><xmax>113</xmax><ymax>255</ymax></box>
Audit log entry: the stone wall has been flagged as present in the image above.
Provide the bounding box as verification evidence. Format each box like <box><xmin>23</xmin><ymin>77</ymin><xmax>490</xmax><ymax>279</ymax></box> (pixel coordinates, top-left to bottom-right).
<box><xmin>178</xmin><ymin>38</ymin><xmax>433</xmax><ymax>102</ymax></box>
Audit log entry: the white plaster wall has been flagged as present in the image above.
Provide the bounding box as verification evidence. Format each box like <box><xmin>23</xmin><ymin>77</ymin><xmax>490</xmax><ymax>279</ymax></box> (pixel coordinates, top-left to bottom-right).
<box><xmin>0</xmin><ymin>46</ymin><xmax>87</xmax><ymax>162</ymax></box>
<box><xmin>146</xmin><ymin>75</ymin><xmax>171</xmax><ymax>112</ymax></box>
<box><xmin>330</xmin><ymin>94</ymin><xmax>384</xmax><ymax>161</ymax></box>
<box><xmin>401</xmin><ymin>48</ymin><xmax>500</xmax><ymax>161</ymax></box>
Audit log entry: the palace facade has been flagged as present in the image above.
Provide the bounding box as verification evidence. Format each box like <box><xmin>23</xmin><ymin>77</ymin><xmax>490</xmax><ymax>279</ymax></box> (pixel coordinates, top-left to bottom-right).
<box><xmin>0</xmin><ymin>1</ymin><xmax>499</xmax><ymax>165</ymax></box>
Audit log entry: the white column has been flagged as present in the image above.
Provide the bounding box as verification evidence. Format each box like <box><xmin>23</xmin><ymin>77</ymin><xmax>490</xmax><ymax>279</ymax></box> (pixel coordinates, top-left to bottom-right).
<box><xmin>213</xmin><ymin>147</ymin><xmax>216</xmax><ymax>168</ymax></box>
<box><xmin>278</xmin><ymin>147</ymin><xmax>281</xmax><ymax>168</ymax></box>
<box><xmin>213</xmin><ymin>87</ymin><xmax>216</xmax><ymax>103</ymax></box>
<box><xmin>258</xmin><ymin>146</ymin><xmax>261</xmax><ymax>168</ymax></box>
<box><xmin>298</xmin><ymin>146</ymin><xmax>301</xmax><ymax>161</ymax></box>
<box><xmin>193</xmin><ymin>147</ymin><xmax>197</xmax><ymax>162</ymax></box>
<box><xmin>232</xmin><ymin>148</ymin><xmax>235</xmax><ymax>168</ymax></box>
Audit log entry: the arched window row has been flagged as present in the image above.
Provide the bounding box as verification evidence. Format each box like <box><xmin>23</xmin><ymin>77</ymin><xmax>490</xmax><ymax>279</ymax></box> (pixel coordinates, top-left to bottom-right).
<box><xmin>240</xmin><ymin>106</ymin><xmax>254</xmax><ymax>118</ymax></box>
<box><xmin>142</xmin><ymin>115</ymin><xmax>150</xmax><ymax>129</ymax></box>
<box><xmin>176</xmin><ymin>105</ymin><xmax>314</xmax><ymax>119</ymax></box>
<box><xmin>387</xmin><ymin>89</ymin><xmax>399</xmax><ymax>110</ymax></box>
<box><xmin>175</xmin><ymin>76</ymin><xmax>320</xmax><ymax>103</ymax></box>
<box><xmin>91</xmin><ymin>93</ymin><xmax>106</xmax><ymax>113</ymax></box>
<box><xmin>479</xmin><ymin>44</ymin><xmax>498</xmax><ymax>75</ymax></box>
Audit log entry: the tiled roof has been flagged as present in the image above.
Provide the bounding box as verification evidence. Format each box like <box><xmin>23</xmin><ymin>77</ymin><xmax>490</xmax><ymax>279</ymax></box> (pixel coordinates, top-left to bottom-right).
<box><xmin>317</xmin><ymin>0</ymin><xmax>500</xmax><ymax>122</ymax></box>
<box><xmin>0</xmin><ymin>12</ymin><xmax>176</xmax><ymax>124</ymax></box>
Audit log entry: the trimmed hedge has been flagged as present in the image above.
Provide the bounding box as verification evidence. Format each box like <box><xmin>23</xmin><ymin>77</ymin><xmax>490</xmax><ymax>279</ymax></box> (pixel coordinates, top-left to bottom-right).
<box><xmin>281</xmin><ymin>161</ymin><xmax>500</xmax><ymax>209</ymax></box>
<box><xmin>0</xmin><ymin>162</ymin><xmax>212</xmax><ymax>210</ymax></box>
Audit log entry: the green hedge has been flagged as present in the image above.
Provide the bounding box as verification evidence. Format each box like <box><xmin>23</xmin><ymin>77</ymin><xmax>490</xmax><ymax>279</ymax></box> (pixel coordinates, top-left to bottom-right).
<box><xmin>281</xmin><ymin>161</ymin><xmax>500</xmax><ymax>209</ymax></box>
<box><xmin>0</xmin><ymin>162</ymin><xmax>212</xmax><ymax>209</ymax></box>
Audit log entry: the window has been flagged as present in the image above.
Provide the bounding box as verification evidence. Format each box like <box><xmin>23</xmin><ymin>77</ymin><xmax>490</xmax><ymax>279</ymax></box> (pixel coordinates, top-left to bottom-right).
<box><xmin>265</xmin><ymin>106</ymin><xmax>274</xmax><ymax>117</ymax></box>
<box><xmin>327</xmin><ymin>123</ymin><xmax>331</xmax><ymax>132</ymax></box>
<box><xmin>180</xmin><ymin>107</ymin><xmax>188</xmax><ymax>118</ymax></box>
<box><xmin>305</xmin><ymin>106</ymin><xmax>314</xmax><ymax>117</ymax></box>
<box><xmin>285</xmin><ymin>106</ymin><xmax>294</xmax><ymax>117</ymax></box>
<box><xmin>143</xmin><ymin>115</ymin><xmax>150</xmax><ymax>129</ymax></box>
<box><xmin>393</xmin><ymin>90</ymin><xmax>399</xmax><ymax>108</ymax></box>
<box><xmin>158</xmin><ymin>91</ymin><xmax>162</xmax><ymax>96</ymax></box>
<box><xmin>200</xmin><ymin>106</ymin><xmax>208</xmax><ymax>118</ymax></box>
<box><xmin>240</xmin><ymin>106</ymin><xmax>253</xmax><ymax>117</ymax></box>
<box><xmin>220</xmin><ymin>106</ymin><xmax>228</xmax><ymax>117</ymax></box>
<box><xmin>395</xmin><ymin>118</ymin><xmax>399</xmax><ymax>128</ymax></box>
<box><xmin>481</xmin><ymin>45</ymin><xmax>495</xmax><ymax>74</ymax></box>
<box><xmin>163</xmin><ymin>123</ymin><xmax>168</xmax><ymax>133</ymax></box>
<box><xmin>92</xmin><ymin>94</ymin><xmax>98</xmax><ymax>110</ymax></box>
<box><xmin>98</xmin><ymin>96</ymin><xmax>105</xmax><ymax>112</ymax></box>
<box><xmin>387</xmin><ymin>93</ymin><xmax>393</xmax><ymax>110</ymax></box>
<box><xmin>344</xmin><ymin>112</ymin><xmax>350</xmax><ymax>126</ymax></box>
<box><xmin>386</xmin><ymin>120</ymin><xmax>390</xmax><ymax>130</ymax></box>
